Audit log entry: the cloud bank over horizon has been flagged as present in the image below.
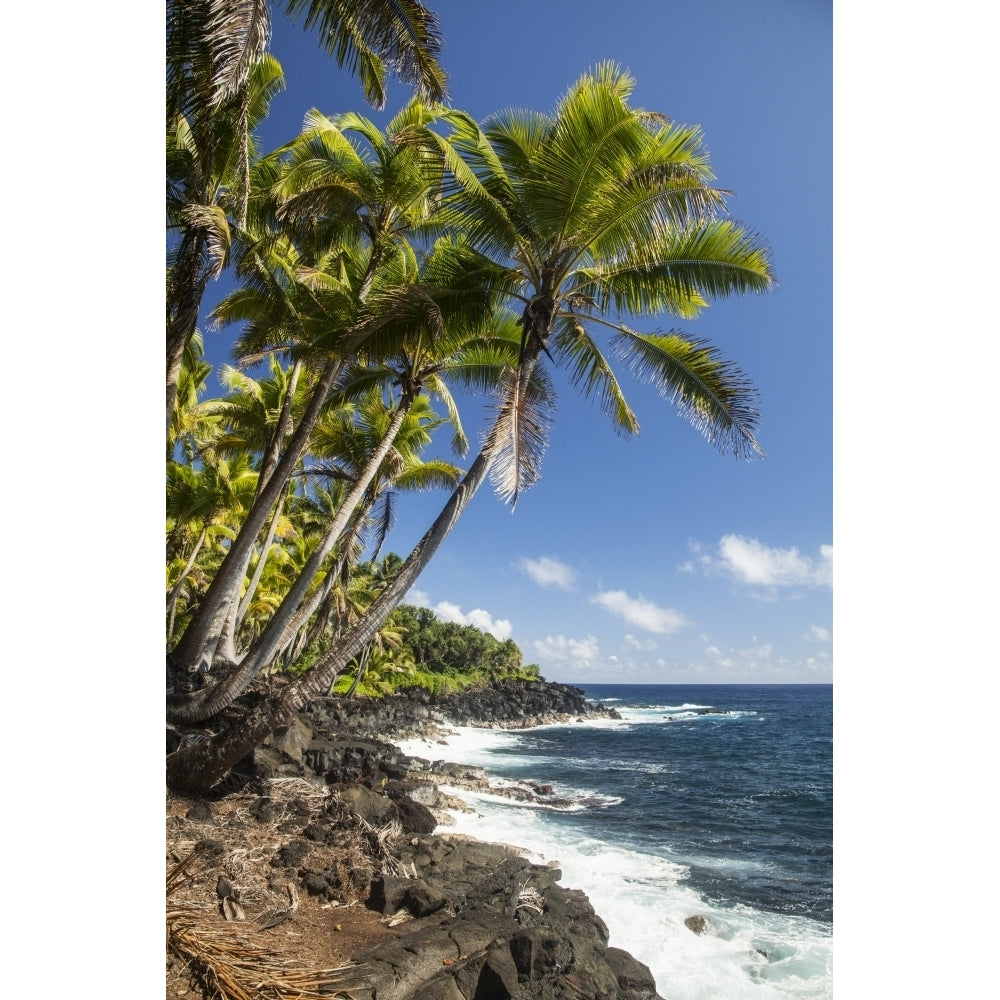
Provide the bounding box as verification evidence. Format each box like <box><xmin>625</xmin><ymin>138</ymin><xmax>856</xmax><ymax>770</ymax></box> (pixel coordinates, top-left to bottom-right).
<box><xmin>407</xmin><ymin>589</ymin><xmax>513</xmax><ymax>640</ymax></box>
<box><xmin>530</xmin><ymin>634</ymin><xmax>601</xmax><ymax>670</ymax></box>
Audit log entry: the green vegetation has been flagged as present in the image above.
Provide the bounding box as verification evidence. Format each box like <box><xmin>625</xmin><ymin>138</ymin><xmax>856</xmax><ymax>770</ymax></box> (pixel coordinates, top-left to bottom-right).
<box><xmin>325</xmin><ymin>602</ymin><xmax>541</xmax><ymax>698</ymax></box>
<box><xmin>166</xmin><ymin>1</ymin><xmax>775</xmax><ymax>792</ymax></box>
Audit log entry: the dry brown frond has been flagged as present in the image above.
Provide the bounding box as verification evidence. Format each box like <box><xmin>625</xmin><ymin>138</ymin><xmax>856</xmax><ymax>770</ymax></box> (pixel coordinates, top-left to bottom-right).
<box><xmin>168</xmin><ymin>846</ymin><xmax>371</xmax><ymax>1000</ymax></box>
<box><xmin>167</xmin><ymin>910</ymin><xmax>372</xmax><ymax>999</ymax></box>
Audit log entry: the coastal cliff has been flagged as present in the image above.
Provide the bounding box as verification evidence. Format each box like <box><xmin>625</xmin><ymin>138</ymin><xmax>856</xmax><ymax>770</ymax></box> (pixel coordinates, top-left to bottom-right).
<box><xmin>166</xmin><ymin>680</ymin><xmax>661</xmax><ymax>1000</ymax></box>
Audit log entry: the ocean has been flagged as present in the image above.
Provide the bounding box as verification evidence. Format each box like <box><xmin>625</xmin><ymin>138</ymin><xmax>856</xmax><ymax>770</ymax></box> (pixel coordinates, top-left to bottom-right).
<box><xmin>396</xmin><ymin>683</ymin><xmax>832</xmax><ymax>1000</ymax></box>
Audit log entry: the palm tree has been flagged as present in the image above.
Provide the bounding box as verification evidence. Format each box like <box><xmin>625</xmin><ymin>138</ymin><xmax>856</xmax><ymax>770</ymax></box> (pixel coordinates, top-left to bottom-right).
<box><xmin>166</xmin><ymin>0</ymin><xmax>448</xmax><ymax>437</ymax></box>
<box><xmin>424</xmin><ymin>62</ymin><xmax>773</xmax><ymax>498</ymax></box>
<box><xmin>167</xmin><ymin>37</ymin><xmax>285</xmax><ymax>437</ymax></box>
<box><xmin>167</xmin><ymin>382</ymin><xmax>468</xmax><ymax>723</ymax></box>
<box><xmin>166</xmin><ymin>452</ymin><xmax>260</xmax><ymax>644</ymax></box>
<box><xmin>169</xmin><ymin>100</ymin><xmax>455</xmax><ymax>678</ymax></box>
<box><xmin>167</xmin><ymin>66</ymin><xmax>775</xmax><ymax>792</ymax></box>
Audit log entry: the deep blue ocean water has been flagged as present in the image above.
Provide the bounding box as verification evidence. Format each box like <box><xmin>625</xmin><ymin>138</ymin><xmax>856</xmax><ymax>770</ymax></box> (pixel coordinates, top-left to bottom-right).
<box><xmin>399</xmin><ymin>684</ymin><xmax>832</xmax><ymax>999</ymax></box>
<box><xmin>552</xmin><ymin>684</ymin><xmax>831</xmax><ymax>922</ymax></box>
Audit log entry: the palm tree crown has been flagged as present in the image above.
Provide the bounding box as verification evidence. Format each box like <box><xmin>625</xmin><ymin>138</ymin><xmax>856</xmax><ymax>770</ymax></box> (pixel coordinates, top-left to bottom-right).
<box><xmin>426</xmin><ymin>62</ymin><xmax>775</xmax><ymax>503</ymax></box>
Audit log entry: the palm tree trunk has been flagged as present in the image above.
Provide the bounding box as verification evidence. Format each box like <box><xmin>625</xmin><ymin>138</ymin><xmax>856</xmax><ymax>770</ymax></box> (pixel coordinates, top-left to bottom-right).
<box><xmin>216</xmin><ymin>589</ymin><xmax>242</xmax><ymax>665</ymax></box>
<box><xmin>169</xmin><ymin>400</ymin><xmax>412</xmax><ymax>723</ymax></box>
<box><xmin>345</xmin><ymin>647</ymin><xmax>371</xmax><ymax>698</ymax></box>
<box><xmin>169</xmin><ymin>358</ymin><xmax>344</xmax><ymax>675</ymax></box>
<box><xmin>257</xmin><ymin>361</ymin><xmax>302</xmax><ymax>497</ymax></box>
<box><xmin>207</xmin><ymin>362</ymin><xmax>302</xmax><ymax>658</ymax></box>
<box><xmin>272</xmin><ymin>515</ymin><xmax>364</xmax><ymax>665</ymax></box>
<box><xmin>304</xmin><ymin>586</ymin><xmax>339</xmax><ymax>650</ymax></box>
<box><xmin>166</xmin><ymin>525</ymin><xmax>208</xmax><ymax>645</ymax></box>
<box><xmin>234</xmin><ymin>493</ymin><xmax>287</xmax><ymax>632</ymax></box>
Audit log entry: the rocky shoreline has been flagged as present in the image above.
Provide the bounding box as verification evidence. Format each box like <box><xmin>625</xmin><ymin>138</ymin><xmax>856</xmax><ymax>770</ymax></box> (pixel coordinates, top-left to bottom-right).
<box><xmin>166</xmin><ymin>680</ymin><xmax>668</xmax><ymax>1000</ymax></box>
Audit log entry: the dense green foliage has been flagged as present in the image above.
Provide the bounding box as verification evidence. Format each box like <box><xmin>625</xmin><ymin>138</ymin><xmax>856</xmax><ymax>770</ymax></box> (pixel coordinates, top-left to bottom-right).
<box><xmin>328</xmin><ymin>602</ymin><xmax>541</xmax><ymax>698</ymax></box>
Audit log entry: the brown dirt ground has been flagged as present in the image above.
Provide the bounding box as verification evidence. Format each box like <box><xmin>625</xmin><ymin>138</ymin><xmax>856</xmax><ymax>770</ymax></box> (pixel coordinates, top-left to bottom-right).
<box><xmin>166</xmin><ymin>779</ymin><xmax>407</xmax><ymax>999</ymax></box>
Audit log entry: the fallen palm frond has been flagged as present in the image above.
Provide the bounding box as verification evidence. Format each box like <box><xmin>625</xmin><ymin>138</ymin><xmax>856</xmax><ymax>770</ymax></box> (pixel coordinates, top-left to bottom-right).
<box><xmin>167</xmin><ymin>908</ymin><xmax>372</xmax><ymax>1000</ymax></box>
<box><xmin>257</xmin><ymin>881</ymin><xmax>299</xmax><ymax>930</ymax></box>
<box><xmin>344</xmin><ymin>805</ymin><xmax>412</xmax><ymax>879</ymax></box>
<box><xmin>168</xmin><ymin>846</ymin><xmax>368</xmax><ymax>999</ymax></box>
<box><xmin>516</xmin><ymin>882</ymin><xmax>544</xmax><ymax>914</ymax></box>
<box><xmin>168</xmin><ymin>841</ymin><xmax>218</xmax><ymax>897</ymax></box>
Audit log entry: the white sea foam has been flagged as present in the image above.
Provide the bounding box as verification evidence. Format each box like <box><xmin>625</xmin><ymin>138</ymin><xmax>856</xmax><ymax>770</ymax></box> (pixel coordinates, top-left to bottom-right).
<box><xmin>395</xmin><ymin>725</ymin><xmax>832</xmax><ymax>1000</ymax></box>
<box><xmin>610</xmin><ymin>705</ymin><xmax>760</xmax><ymax>727</ymax></box>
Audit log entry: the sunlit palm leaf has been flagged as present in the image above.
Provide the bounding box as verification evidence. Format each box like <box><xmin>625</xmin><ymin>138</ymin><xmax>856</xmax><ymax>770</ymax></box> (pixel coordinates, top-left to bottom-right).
<box><xmin>612</xmin><ymin>328</ymin><xmax>763</xmax><ymax>459</ymax></box>
<box><xmin>285</xmin><ymin>0</ymin><xmax>446</xmax><ymax>108</ymax></box>
<box><xmin>581</xmin><ymin>219</ymin><xmax>773</xmax><ymax>318</ymax></box>
<box><xmin>551</xmin><ymin>318</ymin><xmax>639</xmax><ymax>436</ymax></box>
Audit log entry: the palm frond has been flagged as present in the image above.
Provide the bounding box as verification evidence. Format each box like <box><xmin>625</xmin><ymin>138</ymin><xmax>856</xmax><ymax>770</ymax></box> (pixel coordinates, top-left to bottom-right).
<box><xmin>582</xmin><ymin>218</ymin><xmax>774</xmax><ymax>318</ymax></box>
<box><xmin>284</xmin><ymin>0</ymin><xmax>446</xmax><ymax>108</ymax></box>
<box><xmin>367</xmin><ymin>489</ymin><xmax>396</xmax><ymax>560</ymax></box>
<box><xmin>551</xmin><ymin>317</ymin><xmax>639</xmax><ymax>436</ymax></box>
<box><xmin>206</xmin><ymin>0</ymin><xmax>271</xmax><ymax>105</ymax></box>
<box><xmin>391</xmin><ymin>457</ymin><xmax>463</xmax><ymax>493</ymax></box>
<box><xmin>179</xmin><ymin>203</ymin><xmax>232</xmax><ymax>279</ymax></box>
<box><xmin>612</xmin><ymin>328</ymin><xmax>763</xmax><ymax>459</ymax></box>
<box><xmin>484</xmin><ymin>364</ymin><xmax>557</xmax><ymax>508</ymax></box>
<box><xmin>422</xmin><ymin>375</ymin><xmax>468</xmax><ymax>457</ymax></box>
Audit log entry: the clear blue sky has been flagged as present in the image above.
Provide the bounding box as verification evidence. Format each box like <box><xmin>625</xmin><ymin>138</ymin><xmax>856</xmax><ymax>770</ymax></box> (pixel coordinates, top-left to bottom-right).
<box><xmin>199</xmin><ymin>0</ymin><xmax>833</xmax><ymax>684</ymax></box>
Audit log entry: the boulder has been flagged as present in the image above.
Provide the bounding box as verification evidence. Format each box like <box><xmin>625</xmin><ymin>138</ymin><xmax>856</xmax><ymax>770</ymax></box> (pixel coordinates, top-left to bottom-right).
<box><xmin>606</xmin><ymin>946</ymin><xmax>659</xmax><ymax>1000</ymax></box>
<box><xmin>338</xmin><ymin>784</ymin><xmax>395</xmax><ymax>827</ymax></box>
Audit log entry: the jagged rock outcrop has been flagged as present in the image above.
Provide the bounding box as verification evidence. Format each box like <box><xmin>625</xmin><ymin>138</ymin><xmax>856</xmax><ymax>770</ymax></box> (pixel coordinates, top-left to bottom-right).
<box><xmin>300</xmin><ymin>679</ymin><xmax>620</xmax><ymax>745</ymax></box>
<box><xmin>357</xmin><ymin>833</ymin><xmax>662</xmax><ymax>999</ymax></box>
<box><xmin>171</xmin><ymin>679</ymin><xmax>661</xmax><ymax>999</ymax></box>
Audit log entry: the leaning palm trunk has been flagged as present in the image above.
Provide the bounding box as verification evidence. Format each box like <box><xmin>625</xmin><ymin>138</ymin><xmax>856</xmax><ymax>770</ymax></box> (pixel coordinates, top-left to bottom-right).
<box><xmin>215</xmin><ymin>590</ymin><xmax>242</xmax><ymax>666</ymax></box>
<box><xmin>234</xmin><ymin>492</ymin><xmax>287</xmax><ymax>632</ymax></box>
<box><xmin>166</xmin><ymin>386</ymin><xmax>515</xmax><ymax>791</ymax></box>
<box><xmin>169</xmin><ymin>358</ymin><xmax>345</xmax><ymax>675</ymax></box>
<box><xmin>168</xmin><ymin>399</ymin><xmax>413</xmax><ymax>724</ymax></box>
<box><xmin>344</xmin><ymin>646</ymin><xmax>372</xmax><ymax>698</ymax></box>
<box><xmin>271</xmin><ymin>514</ymin><xmax>367</xmax><ymax>667</ymax></box>
<box><xmin>292</xmin><ymin>555</ymin><xmax>354</xmax><ymax>663</ymax></box>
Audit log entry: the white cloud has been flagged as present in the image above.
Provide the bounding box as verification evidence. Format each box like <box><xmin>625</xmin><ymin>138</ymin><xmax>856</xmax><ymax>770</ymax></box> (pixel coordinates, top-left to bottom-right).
<box><xmin>516</xmin><ymin>556</ymin><xmax>576</xmax><ymax>590</ymax></box>
<box><xmin>705</xmin><ymin>535</ymin><xmax>832</xmax><ymax>588</ymax></box>
<box><xmin>809</xmin><ymin>625</ymin><xmax>831</xmax><ymax>642</ymax></box>
<box><xmin>590</xmin><ymin>590</ymin><xmax>690</xmax><ymax>634</ymax></box>
<box><xmin>432</xmin><ymin>601</ymin><xmax>513</xmax><ymax>640</ymax></box>
<box><xmin>531</xmin><ymin>634</ymin><xmax>601</xmax><ymax>667</ymax></box>
<box><xmin>691</xmin><ymin>639</ymin><xmax>830</xmax><ymax>682</ymax></box>
<box><xmin>405</xmin><ymin>591</ymin><xmax>512</xmax><ymax>640</ymax></box>
<box><xmin>624</xmin><ymin>633</ymin><xmax>658</xmax><ymax>652</ymax></box>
